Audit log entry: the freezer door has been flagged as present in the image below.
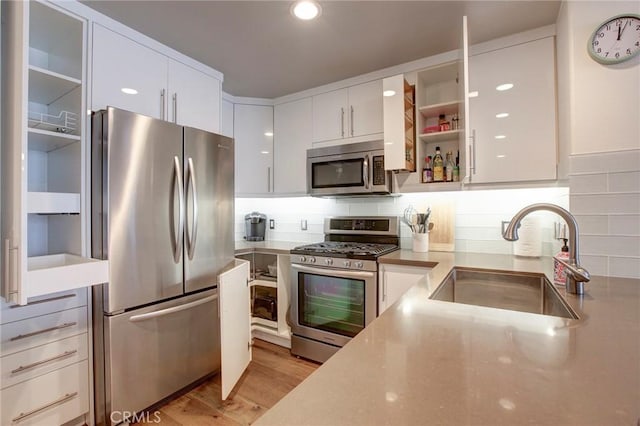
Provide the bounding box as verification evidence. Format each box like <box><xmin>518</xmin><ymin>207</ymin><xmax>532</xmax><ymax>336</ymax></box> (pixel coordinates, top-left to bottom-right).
<box><xmin>183</xmin><ymin>128</ymin><xmax>235</xmax><ymax>293</ymax></box>
<box><xmin>103</xmin><ymin>289</ymin><xmax>220</xmax><ymax>422</ymax></box>
<box><xmin>97</xmin><ymin>107</ymin><xmax>184</xmax><ymax>312</ymax></box>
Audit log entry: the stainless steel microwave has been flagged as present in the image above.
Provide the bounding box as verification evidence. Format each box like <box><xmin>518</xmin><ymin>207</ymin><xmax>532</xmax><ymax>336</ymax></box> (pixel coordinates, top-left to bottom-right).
<box><xmin>307</xmin><ymin>140</ymin><xmax>392</xmax><ymax>196</ymax></box>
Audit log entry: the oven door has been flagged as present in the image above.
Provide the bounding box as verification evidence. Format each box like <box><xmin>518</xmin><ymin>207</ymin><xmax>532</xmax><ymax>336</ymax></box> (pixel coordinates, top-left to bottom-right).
<box><xmin>307</xmin><ymin>150</ymin><xmax>390</xmax><ymax>196</ymax></box>
<box><xmin>290</xmin><ymin>263</ymin><xmax>377</xmax><ymax>348</ymax></box>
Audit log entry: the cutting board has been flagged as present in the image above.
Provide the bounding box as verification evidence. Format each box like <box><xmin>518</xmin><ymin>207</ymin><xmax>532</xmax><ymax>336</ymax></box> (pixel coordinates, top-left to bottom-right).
<box><xmin>428</xmin><ymin>200</ymin><xmax>455</xmax><ymax>252</ymax></box>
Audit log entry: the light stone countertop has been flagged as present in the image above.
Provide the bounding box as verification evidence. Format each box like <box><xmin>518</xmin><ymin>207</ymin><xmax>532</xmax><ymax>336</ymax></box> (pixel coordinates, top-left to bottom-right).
<box><xmin>255</xmin><ymin>250</ymin><xmax>640</xmax><ymax>426</ymax></box>
<box><xmin>234</xmin><ymin>240</ymin><xmax>303</xmax><ymax>255</ymax></box>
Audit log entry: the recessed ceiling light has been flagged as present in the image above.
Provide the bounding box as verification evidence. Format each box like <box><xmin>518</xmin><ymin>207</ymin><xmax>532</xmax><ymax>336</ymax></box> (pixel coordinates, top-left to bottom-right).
<box><xmin>264</xmin><ymin>132</ymin><xmax>273</xmax><ymax>136</ymax></box>
<box><xmin>468</xmin><ymin>91</ymin><xmax>479</xmax><ymax>98</ymax></box>
<box><xmin>496</xmin><ymin>83</ymin><xmax>514</xmax><ymax>91</ymax></box>
<box><xmin>495</xmin><ymin>135</ymin><xmax>506</xmax><ymax>140</ymax></box>
<box><xmin>121</xmin><ymin>87</ymin><xmax>138</xmax><ymax>95</ymax></box>
<box><xmin>383</xmin><ymin>90</ymin><xmax>396</xmax><ymax>97</ymax></box>
<box><xmin>291</xmin><ymin>1</ymin><xmax>321</xmax><ymax>20</ymax></box>
<box><xmin>496</xmin><ymin>113</ymin><xmax>509</xmax><ymax>118</ymax></box>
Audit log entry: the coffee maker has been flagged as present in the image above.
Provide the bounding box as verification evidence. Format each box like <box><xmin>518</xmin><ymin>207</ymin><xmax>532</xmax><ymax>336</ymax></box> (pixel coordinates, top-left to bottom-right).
<box><xmin>244</xmin><ymin>212</ymin><xmax>267</xmax><ymax>241</ymax></box>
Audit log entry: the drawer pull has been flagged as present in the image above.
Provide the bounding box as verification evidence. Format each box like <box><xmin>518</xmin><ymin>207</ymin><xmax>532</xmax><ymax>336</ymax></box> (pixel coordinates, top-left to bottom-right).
<box><xmin>10</xmin><ymin>322</ymin><xmax>77</xmax><ymax>341</ymax></box>
<box><xmin>9</xmin><ymin>293</ymin><xmax>76</xmax><ymax>309</ymax></box>
<box><xmin>11</xmin><ymin>350</ymin><xmax>78</xmax><ymax>374</ymax></box>
<box><xmin>12</xmin><ymin>392</ymin><xmax>78</xmax><ymax>423</ymax></box>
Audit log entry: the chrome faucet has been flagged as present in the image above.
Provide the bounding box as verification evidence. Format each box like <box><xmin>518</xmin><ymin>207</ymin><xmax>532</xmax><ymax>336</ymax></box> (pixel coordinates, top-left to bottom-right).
<box><xmin>503</xmin><ymin>203</ymin><xmax>590</xmax><ymax>295</ymax></box>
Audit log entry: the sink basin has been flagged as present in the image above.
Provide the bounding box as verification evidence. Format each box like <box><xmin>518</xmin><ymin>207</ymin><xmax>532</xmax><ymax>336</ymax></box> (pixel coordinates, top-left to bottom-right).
<box><xmin>429</xmin><ymin>268</ymin><xmax>578</xmax><ymax>319</ymax></box>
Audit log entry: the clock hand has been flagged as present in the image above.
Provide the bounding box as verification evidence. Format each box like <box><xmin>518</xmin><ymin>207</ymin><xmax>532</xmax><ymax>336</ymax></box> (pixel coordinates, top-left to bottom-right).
<box><xmin>618</xmin><ymin>25</ymin><xmax>621</xmax><ymax>40</ymax></box>
<box><xmin>620</xmin><ymin>20</ymin><xmax>629</xmax><ymax>38</ymax></box>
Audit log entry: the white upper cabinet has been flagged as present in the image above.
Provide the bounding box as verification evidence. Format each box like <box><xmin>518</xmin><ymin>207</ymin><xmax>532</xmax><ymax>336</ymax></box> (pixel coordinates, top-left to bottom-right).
<box><xmin>383</xmin><ymin>75</ymin><xmax>416</xmax><ymax>172</ymax></box>
<box><xmin>312</xmin><ymin>80</ymin><xmax>383</xmax><ymax>144</ymax></box>
<box><xmin>274</xmin><ymin>98</ymin><xmax>313</xmax><ymax>195</ymax></box>
<box><xmin>221</xmin><ymin>98</ymin><xmax>234</xmax><ymax>138</ymax></box>
<box><xmin>92</xmin><ymin>24</ymin><xmax>222</xmax><ymax>133</ymax></box>
<box><xmin>348</xmin><ymin>79</ymin><xmax>384</xmax><ymax>138</ymax></box>
<box><xmin>468</xmin><ymin>37</ymin><xmax>557</xmax><ymax>183</ymax></box>
<box><xmin>312</xmin><ymin>88</ymin><xmax>348</xmax><ymax>142</ymax></box>
<box><xmin>167</xmin><ymin>59</ymin><xmax>221</xmax><ymax>133</ymax></box>
<box><xmin>92</xmin><ymin>24</ymin><xmax>167</xmax><ymax>119</ymax></box>
<box><xmin>234</xmin><ymin>104</ymin><xmax>274</xmax><ymax>195</ymax></box>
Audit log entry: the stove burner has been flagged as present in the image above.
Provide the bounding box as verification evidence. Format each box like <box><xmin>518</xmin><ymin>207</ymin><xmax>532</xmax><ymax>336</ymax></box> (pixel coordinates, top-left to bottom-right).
<box><xmin>292</xmin><ymin>242</ymin><xmax>398</xmax><ymax>259</ymax></box>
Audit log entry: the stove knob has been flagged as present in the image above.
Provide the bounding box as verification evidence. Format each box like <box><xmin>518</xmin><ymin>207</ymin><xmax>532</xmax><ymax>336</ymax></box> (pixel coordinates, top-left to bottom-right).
<box><xmin>354</xmin><ymin>261</ymin><xmax>364</xmax><ymax>269</ymax></box>
<box><xmin>343</xmin><ymin>260</ymin><xmax>351</xmax><ymax>267</ymax></box>
<box><xmin>308</xmin><ymin>257</ymin><xmax>316</xmax><ymax>264</ymax></box>
<box><xmin>325</xmin><ymin>258</ymin><xmax>333</xmax><ymax>266</ymax></box>
<box><xmin>300</xmin><ymin>256</ymin><xmax>307</xmax><ymax>262</ymax></box>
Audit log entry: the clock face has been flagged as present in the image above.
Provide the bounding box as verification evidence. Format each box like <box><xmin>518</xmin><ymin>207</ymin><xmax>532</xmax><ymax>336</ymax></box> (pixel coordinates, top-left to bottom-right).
<box><xmin>588</xmin><ymin>14</ymin><xmax>640</xmax><ymax>64</ymax></box>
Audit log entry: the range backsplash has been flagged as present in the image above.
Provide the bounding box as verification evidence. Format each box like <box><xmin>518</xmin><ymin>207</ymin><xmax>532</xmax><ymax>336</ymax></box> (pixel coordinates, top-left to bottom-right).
<box><xmin>236</xmin><ymin>187</ymin><xmax>570</xmax><ymax>257</ymax></box>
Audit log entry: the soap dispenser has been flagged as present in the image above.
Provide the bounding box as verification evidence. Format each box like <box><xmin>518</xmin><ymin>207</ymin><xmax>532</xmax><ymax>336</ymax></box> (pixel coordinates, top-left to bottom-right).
<box><xmin>554</xmin><ymin>239</ymin><xmax>570</xmax><ymax>286</ymax></box>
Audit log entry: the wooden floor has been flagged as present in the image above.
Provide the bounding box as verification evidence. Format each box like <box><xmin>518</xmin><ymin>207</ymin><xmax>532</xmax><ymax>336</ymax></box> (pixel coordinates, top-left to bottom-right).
<box><xmin>137</xmin><ymin>339</ymin><xmax>319</xmax><ymax>425</ymax></box>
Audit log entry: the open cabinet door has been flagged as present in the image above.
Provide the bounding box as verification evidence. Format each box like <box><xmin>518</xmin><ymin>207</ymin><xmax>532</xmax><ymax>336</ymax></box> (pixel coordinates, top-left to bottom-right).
<box><xmin>458</xmin><ymin>15</ymin><xmax>471</xmax><ymax>183</ymax></box>
<box><xmin>219</xmin><ymin>259</ymin><xmax>251</xmax><ymax>400</ymax></box>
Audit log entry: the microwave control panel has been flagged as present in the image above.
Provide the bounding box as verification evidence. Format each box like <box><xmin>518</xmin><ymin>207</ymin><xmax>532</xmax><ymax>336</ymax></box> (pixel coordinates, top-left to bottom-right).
<box><xmin>372</xmin><ymin>156</ymin><xmax>386</xmax><ymax>185</ymax></box>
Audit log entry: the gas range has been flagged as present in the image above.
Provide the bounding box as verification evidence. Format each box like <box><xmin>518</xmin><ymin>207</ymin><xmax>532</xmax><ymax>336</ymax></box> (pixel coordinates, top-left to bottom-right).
<box><xmin>289</xmin><ymin>216</ymin><xmax>400</xmax><ymax>363</ymax></box>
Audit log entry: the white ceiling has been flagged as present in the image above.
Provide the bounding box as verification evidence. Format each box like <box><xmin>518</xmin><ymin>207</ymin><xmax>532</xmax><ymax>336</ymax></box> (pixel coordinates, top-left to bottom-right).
<box><xmin>81</xmin><ymin>1</ymin><xmax>561</xmax><ymax>99</ymax></box>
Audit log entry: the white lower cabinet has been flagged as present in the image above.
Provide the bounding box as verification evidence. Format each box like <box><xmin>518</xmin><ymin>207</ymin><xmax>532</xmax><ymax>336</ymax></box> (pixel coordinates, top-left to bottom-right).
<box><xmin>378</xmin><ymin>263</ymin><xmax>431</xmax><ymax>314</ymax></box>
<box><xmin>219</xmin><ymin>259</ymin><xmax>251</xmax><ymax>400</ymax></box>
<box><xmin>0</xmin><ymin>288</ymin><xmax>90</xmax><ymax>425</ymax></box>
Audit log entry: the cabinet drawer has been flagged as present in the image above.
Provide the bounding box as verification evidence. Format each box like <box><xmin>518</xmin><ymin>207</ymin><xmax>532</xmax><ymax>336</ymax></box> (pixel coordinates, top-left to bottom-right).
<box><xmin>0</xmin><ymin>307</ymin><xmax>87</xmax><ymax>357</ymax></box>
<box><xmin>1</xmin><ymin>288</ymin><xmax>87</xmax><ymax>325</ymax></box>
<box><xmin>1</xmin><ymin>334</ymin><xmax>88</xmax><ymax>389</ymax></box>
<box><xmin>1</xmin><ymin>360</ymin><xmax>89</xmax><ymax>426</ymax></box>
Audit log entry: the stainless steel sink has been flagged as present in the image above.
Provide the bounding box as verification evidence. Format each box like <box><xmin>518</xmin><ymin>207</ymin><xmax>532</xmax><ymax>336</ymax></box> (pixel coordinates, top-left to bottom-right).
<box><xmin>429</xmin><ymin>268</ymin><xmax>579</xmax><ymax>319</ymax></box>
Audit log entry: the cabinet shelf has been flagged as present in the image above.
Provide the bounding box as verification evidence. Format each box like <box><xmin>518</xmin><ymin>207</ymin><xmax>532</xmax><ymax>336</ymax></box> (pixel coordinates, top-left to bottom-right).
<box><xmin>252</xmin><ymin>318</ymin><xmax>278</xmax><ymax>329</ymax></box>
<box><xmin>419</xmin><ymin>129</ymin><xmax>462</xmax><ymax>143</ymax></box>
<box><xmin>27</xmin><ymin>192</ymin><xmax>80</xmax><ymax>214</ymax></box>
<box><xmin>28</xmin><ymin>128</ymin><xmax>80</xmax><ymax>152</ymax></box>
<box><xmin>26</xmin><ymin>254</ymin><xmax>109</xmax><ymax>298</ymax></box>
<box><xmin>418</xmin><ymin>100</ymin><xmax>463</xmax><ymax>118</ymax></box>
<box><xmin>28</xmin><ymin>66</ymin><xmax>81</xmax><ymax>106</ymax></box>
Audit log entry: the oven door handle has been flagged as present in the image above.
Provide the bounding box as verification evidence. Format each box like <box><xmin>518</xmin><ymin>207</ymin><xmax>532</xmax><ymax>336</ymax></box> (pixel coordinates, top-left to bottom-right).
<box><xmin>292</xmin><ymin>263</ymin><xmax>375</xmax><ymax>279</ymax></box>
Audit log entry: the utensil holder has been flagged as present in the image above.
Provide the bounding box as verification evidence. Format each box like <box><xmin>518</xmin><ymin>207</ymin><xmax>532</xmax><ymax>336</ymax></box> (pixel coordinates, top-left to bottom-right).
<box><xmin>412</xmin><ymin>232</ymin><xmax>429</xmax><ymax>253</ymax></box>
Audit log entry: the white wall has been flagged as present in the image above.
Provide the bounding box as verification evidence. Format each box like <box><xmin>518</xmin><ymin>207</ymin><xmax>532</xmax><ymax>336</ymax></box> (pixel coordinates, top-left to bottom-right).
<box><xmin>557</xmin><ymin>1</ymin><xmax>640</xmax><ymax>278</ymax></box>
<box><xmin>557</xmin><ymin>1</ymin><xmax>640</xmax><ymax>155</ymax></box>
<box><xmin>237</xmin><ymin>187</ymin><xmax>569</xmax><ymax>257</ymax></box>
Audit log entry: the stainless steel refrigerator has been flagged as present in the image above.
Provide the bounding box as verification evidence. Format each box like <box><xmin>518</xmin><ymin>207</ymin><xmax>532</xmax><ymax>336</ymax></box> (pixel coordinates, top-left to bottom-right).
<box><xmin>91</xmin><ymin>107</ymin><xmax>234</xmax><ymax>425</ymax></box>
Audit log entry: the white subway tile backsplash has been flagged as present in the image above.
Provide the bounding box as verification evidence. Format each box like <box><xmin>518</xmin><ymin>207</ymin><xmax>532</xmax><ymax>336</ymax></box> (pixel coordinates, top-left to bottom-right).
<box><xmin>574</xmin><ymin>215</ymin><xmax>609</xmax><ymax>235</ymax></box>
<box><xmin>608</xmin><ymin>171</ymin><xmax>640</xmax><ymax>193</ymax></box>
<box><xmin>569</xmin><ymin>173</ymin><xmax>607</xmax><ymax>194</ymax></box>
<box><xmin>579</xmin><ymin>255</ymin><xmax>609</xmax><ymax>277</ymax></box>
<box><xmin>608</xmin><ymin>257</ymin><xmax>640</xmax><ymax>279</ymax></box>
<box><xmin>236</xmin><ymin>187</ymin><xmax>569</xmax><ymax>257</ymax></box>
<box><xmin>580</xmin><ymin>235</ymin><xmax>640</xmax><ymax>257</ymax></box>
<box><xmin>570</xmin><ymin>193</ymin><xmax>640</xmax><ymax>215</ymax></box>
<box><xmin>570</xmin><ymin>150</ymin><xmax>640</xmax><ymax>174</ymax></box>
<box><xmin>609</xmin><ymin>215</ymin><xmax>640</xmax><ymax>236</ymax></box>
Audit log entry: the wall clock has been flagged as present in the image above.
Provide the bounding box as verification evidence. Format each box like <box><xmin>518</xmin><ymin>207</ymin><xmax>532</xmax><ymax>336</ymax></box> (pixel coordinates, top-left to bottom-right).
<box><xmin>587</xmin><ymin>14</ymin><xmax>640</xmax><ymax>64</ymax></box>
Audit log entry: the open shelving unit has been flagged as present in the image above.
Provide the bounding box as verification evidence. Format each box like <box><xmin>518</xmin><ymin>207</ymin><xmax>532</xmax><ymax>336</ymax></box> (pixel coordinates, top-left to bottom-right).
<box><xmin>0</xmin><ymin>1</ymin><xmax>109</xmax><ymax>304</ymax></box>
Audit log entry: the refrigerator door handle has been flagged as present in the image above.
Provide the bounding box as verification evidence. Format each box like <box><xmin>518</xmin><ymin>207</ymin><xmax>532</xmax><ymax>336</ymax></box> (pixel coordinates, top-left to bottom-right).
<box><xmin>128</xmin><ymin>294</ymin><xmax>217</xmax><ymax>322</ymax></box>
<box><xmin>186</xmin><ymin>157</ymin><xmax>198</xmax><ymax>260</ymax></box>
<box><xmin>172</xmin><ymin>156</ymin><xmax>185</xmax><ymax>263</ymax></box>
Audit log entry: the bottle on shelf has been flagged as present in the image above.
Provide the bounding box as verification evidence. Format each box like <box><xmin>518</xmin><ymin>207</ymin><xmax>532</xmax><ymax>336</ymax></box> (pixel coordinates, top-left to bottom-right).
<box><xmin>453</xmin><ymin>151</ymin><xmax>460</xmax><ymax>182</ymax></box>
<box><xmin>451</xmin><ymin>114</ymin><xmax>459</xmax><ymax>130</ymax></box>
<box><xmin>445</xmin><ymin>151</ymin><xmax>454</xmax><ymax>182</ymax></box>
<box><xmin>422</xmin><ymin>156</ymin><xmax>433</xmax><ymax>183</ymax></box>
<box><xmin>433</xmin><ymin>147</ymin><xmax>444</xmax><ymax>182</ymax></box>
<box><xmin>438</xmin><ymin>114</ymin><xmax>450</xmax><ymax>132</ymax></box>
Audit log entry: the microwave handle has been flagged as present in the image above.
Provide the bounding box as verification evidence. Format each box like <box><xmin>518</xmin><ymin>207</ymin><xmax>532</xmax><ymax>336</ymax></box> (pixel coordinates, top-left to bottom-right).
<box><xmin>363</xmin><ymin>154</ymin><xmax>370</xmax><ymax>189</ymax></box>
